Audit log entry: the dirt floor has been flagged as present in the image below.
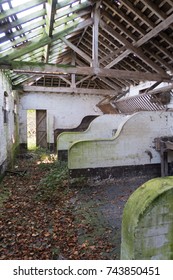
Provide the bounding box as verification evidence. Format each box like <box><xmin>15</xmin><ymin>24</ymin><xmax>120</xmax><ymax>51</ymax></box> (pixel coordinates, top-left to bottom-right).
<box><xmin>0</xmin><ymin>150</ymin><xmax>154</xmax><ymax>260</ymax></box>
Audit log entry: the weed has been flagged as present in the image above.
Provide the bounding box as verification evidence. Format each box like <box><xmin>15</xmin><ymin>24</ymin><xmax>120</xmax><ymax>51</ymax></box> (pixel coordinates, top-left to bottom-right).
<box><xmin>35</xmin><ymin>160</ymin><xmax>69</xmax><ymax>201</ymax></box>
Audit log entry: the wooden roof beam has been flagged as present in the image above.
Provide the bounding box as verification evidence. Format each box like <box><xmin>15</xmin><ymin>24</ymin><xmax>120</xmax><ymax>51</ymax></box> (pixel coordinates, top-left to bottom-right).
<box><xmin>60</xmin><ymin>36</ymin><xmax>92</xmax><ymax>64</ymax></box>
<box><xmin>0</xmin><ymin>28</ymin><xmax>44</xmax><ymax>53</ymax></box>
<box><xmin>0</xmin><ymin>18</ymin><xmax>93</xmax><ymax>62</ymax></box>
<box><xmin>136</xmin><ymin>13</ymin><xmax>173</xmax><ymax>47</ymax></box>
<box><xmin>102</xmin><ymin>12</ymin><xmax>173</xmax><ymax>69</ymax></box>
<box><xmin>100</xmin><ymin>21</ymin><xmax>167</xmax><ymax>75</ymax></box>
<box><xmin>91</xmin><ymin>1</ymin><xmax>100</xmax><ymax>68</ymax></box>
<box><xmin>54</xmin><ymin>8</ymin><xmax>91</xmax><ymax>29</ymax></box>
<box><xmin>21</xmin><ymin>85</ymin><xmax>118</xmax><ymax>96</ymax></box>
<box><xmin>44</xmin><ymin>0</ymin><xmax>57</xmax><ymax>62</ymax></box>
<box><xmin>0</xmin><ymin>18</ymin><xmax>45</xmax><ymax>45</ymax></box>
<box><xmin>140</xmin><ymin>0</ymin><xmax>170</xmax><ymax>21</ymax></box>
<box><xmin>55</xmin><ymin>1</ymin><xmax>91</xmax><ymax>21</ymax></box>
<box><xmin>1</xmin><ymin>61</ymin><xmax>171</xmax><ymax>82</ymax></box>
<box><xmin>56</xmin><ymin>0</ymin><xmax>79</xmax><ymax>9</ymax></box>
<box><xmin>0</xmin><ymin>9</ymin><xmax>46</xmax><ymax>33</ymax></box>
<box><xmin>0</xmin><ymin>0</ymin><xmax>45</xmax><ymax>21</ymax></box>
<box><xmin>120</xmin><ymin>0</ymin><xmax>173</xmax><ymax>52</ymax></box>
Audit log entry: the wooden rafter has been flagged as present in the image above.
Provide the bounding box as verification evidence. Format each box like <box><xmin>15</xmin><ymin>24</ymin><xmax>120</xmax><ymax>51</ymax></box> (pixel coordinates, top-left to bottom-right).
<box><xmin>0</xmin><ymin>9</ymin><xmax>46</xmax><ymax>34</ymax></box>
<box><xmin>44</xmin><ymin>0</ymin><xmax>57</xmax><ymax>62</ymax></box>
<box><xmin>2</xmin><ymin>61</ymin><xmax>171</xmax><ymax>82</ymax></box>
<box><xmin>100</xmin><ymin>21</ymin><xmax>167</xmax><ymax>75</ymax></box>
<box><xmin>0</xmin><ymin>0</ymin><xmax>45</xmax><ymax>21</ymax></box>
<box><xmin>91</xmin><ymin>1</ymin><xmax>100</xmax><ymax>68</ymax></box>
<box><xmin>101</xmin><ymin>12</ymin><xmax>173</xmax><ymax>69</ymax></box>
<box><xmin>0</xmin><ymin>0</ymin><xmax>172</xmax><ymax>91</ymax></box>
<box><xmin>0</xmin><ymin>18</ymin><xmax>93</xmax><ymax>62</ymax></box>
<box><xmin>60</xmin><ymin>36</ymin><xmax>92</xmax><ymax>64</ymax></box>
<box><xmin>21</xmin><ymin>85</ymin><xmax>118</xmax><ymax>96</ymax></box>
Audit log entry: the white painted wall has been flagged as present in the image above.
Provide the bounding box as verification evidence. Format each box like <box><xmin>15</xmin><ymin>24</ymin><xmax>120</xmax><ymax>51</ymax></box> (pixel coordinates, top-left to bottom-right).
<box><xmin>125</xmin><ymin>81</ymin><xmax>169</xmax><ymax>96</ymax></box>
<box><xmin>68</xmin><ymin>111</ymin><xmax>173</xmax><ymax>169</ymax></box>
<box><xmin>0</xmin><ymin>71</ymin><xmax>19</xmax><ymax>173</ymax></box>
<box><xmin>57</xmin><ymin>114</ymin><xmax>128</xmax><ymax>151</ymax></box>
<box><xmin>123</xmin><ymin>81</ymin><xmax>173</xmax><ymax>108</ymax></box>
<box><xmin>19</xmin><ymin>92</ymin><xmax>103</xmax><ymax>145</ymax></box>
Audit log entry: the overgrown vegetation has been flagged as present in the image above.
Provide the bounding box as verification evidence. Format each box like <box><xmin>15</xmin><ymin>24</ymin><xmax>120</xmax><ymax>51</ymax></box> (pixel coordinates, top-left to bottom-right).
<box><xmin>0</xmin><ymin>148</ymin><xmax>123</xmax><ymax>260</ymax></box>
<box><xmin>36</xmin><ymin>159</ymin><xmax>69</xmax><ymax>201</ymax></box>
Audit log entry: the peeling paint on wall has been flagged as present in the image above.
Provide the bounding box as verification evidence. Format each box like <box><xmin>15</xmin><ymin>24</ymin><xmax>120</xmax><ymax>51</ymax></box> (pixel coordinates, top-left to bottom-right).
<box><xmin>0</xmin><ymin>71</ymin><xmax>19</xmax><ymax>174</ymax></box>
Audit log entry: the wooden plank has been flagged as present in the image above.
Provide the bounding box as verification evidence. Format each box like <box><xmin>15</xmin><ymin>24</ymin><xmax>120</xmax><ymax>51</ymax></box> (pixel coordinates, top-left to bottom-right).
<box><xmin>44</xmin><ymin>0</ymin><xmax>57</xmax><ymax>62</ymax></box>
<box><xmin>0</xmin><ymin>19</ymin><xmax>45</xmax><ymax>45</ymax></box>
<box><xmin>120</xmin><ymin>0</ymin><xmax>156</xmax><ymax>28</ymax></box>
<box><xmin>0</xmin><ymin>18</ymin><xmax>93</xmax><ymax>62</ymax></box>
<box><xmin>0</xmin><ymin>0</ymin><xmax>45</xmax><ymax>21</ymax></box>
<box><xmin>71</xmin><ymin>52</ymin><xmax>76</xmax><ymax>88</ymax></box>
<box><xmin>60</xmin><ymin>36</ymin><xmax>92</xmax><ymax>64</ymax></box>
<box><xmin>141</xmin><ymin>0</ymin><xmax>168</xmax><ymax>21</ymax></box>
<box><xmin>135</xmin><ymin>13</ymin><xmax>173</xmax><ymax>47</ymax></box>
<box><xmin>101</xmin><ymin>21</ymin><xmax>169</xmax><ymax>74</ymax></box>
<box><xmin>22</xmin><ymin>85</ymin><xmax>118</xmax><ymax>96</ymax></box>
<box><xmin>7</xmin><ymin>61</ymin><xmax>171</xmax><ymax>81</ymax></box>
<box><xmin>56</xmin><ymin>0</ymin><xmax>76</xmax><ymax>9</ymax></box>
<box><xmin>76</xmin><ymin>75</ymin><xmax>91</xmax><ymax>86</ymax></box>
<box><xmin>45</xmin><ymin>0</ymin><xmax>57</xmax><ymax>37</ymax></box>
<box><xmin>36</xmin><ymin>110</ymin><xmax>47</xmax><ymax>148</ymax></box>
<box><xmin>0</xmin><ymin>9</ymin><xmax>46</xmax><ymax>33</ymax></box>
<box><xmin>92</xmin><ymin>1</ymin><xmax>100</xmax><ymax>68</ymax></box>
<box><xmin>98</xmin><ymin>77</ymin><xmax>121</xmax><ymax>90</ymax></box>
<box><xmin>0</xmin><ymin>61</ymin><xmax>168</xmax><ymax>82</ymax></box>
<box><xmin>99</xmin><ymin>46</ymin><xmax>126</xmax><ymax>64</ymax></box>
<box><xmin>54</xmin><ymin>8</ymin><xmax>91</xmax><ymax>29</ymax></box>
<box><xmin>102</xmin><ymin>13</ymin><xmax>173</xmax><ymax>69</ymax></box>
<box><xmin>0</xmin><ymin>28</ymin><xmax>44</xmax><ymax>53</ymax></box>
<box><xmin>55</xmin><ymin>1</ymin><xmax>91</xmax><ymax>20</ymax></box>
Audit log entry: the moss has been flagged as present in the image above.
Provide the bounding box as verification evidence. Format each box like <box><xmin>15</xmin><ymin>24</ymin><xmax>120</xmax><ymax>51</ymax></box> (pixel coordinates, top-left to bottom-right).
<box><xmin>12</xmin><ymin>60</ymin><xmax>74</xmax><ymax>69</ymax></box>
<box><xmin>121</xmin><ymin>176</ymin><xmax>173</xmax><ymax>259</ymax></box>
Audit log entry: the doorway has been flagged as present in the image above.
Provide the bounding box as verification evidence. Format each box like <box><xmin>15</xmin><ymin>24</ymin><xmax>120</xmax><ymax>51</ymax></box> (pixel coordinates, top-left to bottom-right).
<box><xmin>27</xmin><ymin>110</ymin><xmax>47</xmax><ymax>150</ymax></box>
<box><xmin>27</xmin><ymin>110</ymin><xmax>36</xmax><ymax>150</ymax></box>
<box><xmin>36</xmin><ymin>110</ymin><xmax>47</xmax><ymax>148</ymax></box>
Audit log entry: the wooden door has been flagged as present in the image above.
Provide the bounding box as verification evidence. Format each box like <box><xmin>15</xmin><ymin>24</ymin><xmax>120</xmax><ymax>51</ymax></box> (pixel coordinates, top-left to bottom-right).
<box><xmin>36</xmin><ymin>110</ymin><xmax>47</xmax><ymax>148</ymax></box>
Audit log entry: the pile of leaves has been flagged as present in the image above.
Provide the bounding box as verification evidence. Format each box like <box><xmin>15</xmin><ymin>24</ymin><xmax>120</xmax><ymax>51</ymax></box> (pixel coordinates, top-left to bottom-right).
<box><xmin>0</xmin><ymin>150</ymin><xmax>117</xmax><ymax>260</ymax></box>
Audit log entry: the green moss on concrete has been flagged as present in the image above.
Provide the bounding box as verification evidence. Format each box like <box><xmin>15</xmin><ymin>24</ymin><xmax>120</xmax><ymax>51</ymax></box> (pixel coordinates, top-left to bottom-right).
<box><xmin>121</xmin><ymin>176</ymin><xmax>173</xmax><ymax>259</ymax></box>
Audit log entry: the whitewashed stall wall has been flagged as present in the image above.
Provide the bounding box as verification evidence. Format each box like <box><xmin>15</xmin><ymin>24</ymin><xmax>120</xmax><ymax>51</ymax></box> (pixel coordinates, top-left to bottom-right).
<box><xmin>68</xmin><ymin>111</ymin><xmax>173</xmax><ymax>170</ymax></box>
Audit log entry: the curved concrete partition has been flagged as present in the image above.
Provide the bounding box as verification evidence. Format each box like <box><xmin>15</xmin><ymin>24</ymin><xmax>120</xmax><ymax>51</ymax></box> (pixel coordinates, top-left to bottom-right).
<box><xmin>121</xmin><ymin>176</ymin><xmax>173</xmax><ymax>260</ymax></box>
<box><xmin>57</xmin><ymin>114</ymin><xmax>128</xmax><ymax>160</ymax></box>
<box><xmin>68</xmin><ymin>111</ymin><xmax>173</xmax><ymax>178</ymax></box>
<box><xmin>54</xmin><ymin>115</ymin><xmax>98</xmax><ymax>151</ymax></box>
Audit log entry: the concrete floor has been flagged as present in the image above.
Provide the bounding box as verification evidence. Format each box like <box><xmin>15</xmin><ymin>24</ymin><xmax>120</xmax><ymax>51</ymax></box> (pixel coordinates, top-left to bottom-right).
<box><xmin>69</xmin><ymin>174</ymin><xmax>157</xmax><ymax>259</ymax></box>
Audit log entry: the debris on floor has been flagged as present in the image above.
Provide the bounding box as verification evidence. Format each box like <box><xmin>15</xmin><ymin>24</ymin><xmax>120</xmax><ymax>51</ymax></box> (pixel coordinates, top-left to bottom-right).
<box><xmin>0</xmin><ymin>150</ymin><xmax>155</xmax><ymax>260</ymax></box>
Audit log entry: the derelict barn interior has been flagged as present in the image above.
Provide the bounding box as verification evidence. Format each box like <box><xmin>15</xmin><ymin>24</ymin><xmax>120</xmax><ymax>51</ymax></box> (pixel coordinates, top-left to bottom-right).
<box><xmin>1</xmin><ymin>0</ymin><xmax>173</xmax><ymax>260</ymax></box>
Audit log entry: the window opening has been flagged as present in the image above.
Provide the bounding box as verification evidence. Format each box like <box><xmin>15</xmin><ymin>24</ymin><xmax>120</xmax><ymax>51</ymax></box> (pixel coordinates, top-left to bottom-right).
<box><xmin>3</xmin><ymin>91</ymin><xmax>8</xmax><ymax>124</ymax></box>
<box><xmin>13</xmin><ymin>100</ymin><xmax>17</xmax><ymax>123</ymax></box>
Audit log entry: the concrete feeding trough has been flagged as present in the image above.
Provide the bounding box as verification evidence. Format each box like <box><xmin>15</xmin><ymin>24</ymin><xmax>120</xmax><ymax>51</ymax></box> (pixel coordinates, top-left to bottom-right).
<box><xmin>57</xmin><ymin>114</ymin><xmax>128</xmax><ymax>161</ymax></box>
